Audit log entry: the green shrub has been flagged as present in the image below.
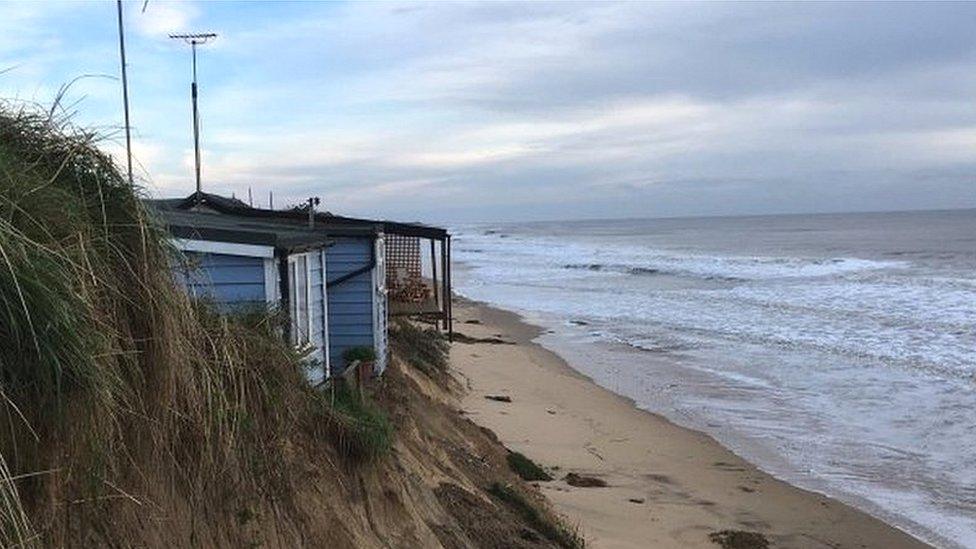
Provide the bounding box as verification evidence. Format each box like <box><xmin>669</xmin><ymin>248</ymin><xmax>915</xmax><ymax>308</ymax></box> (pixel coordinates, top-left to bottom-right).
<box><xmin>390</xmin><ymin>320</ymin><xmax>449</xmax><ymax>376</ymax></box>
<box><xmin>342</xmin><ymin>345</ymin><xmax>376</xmax><ymax>363</ymax></box>
<box><xmin>708</xmin><ymin>530</ymin><xmax>770</xmax><ymax>549</ymax></box>
<box><xmin>327</xmin><ymin>383</ymin><xmax>393</xmax><ymax>462</ymax></box>
<box><xmin>507</xmin><ymin>451</ymin><xmax>552</xmax><ymax>481</ymax></box>
<box><xmin>487</xmin><ymin>482</ymin><xmax>584</xmax><ymax>549</ymax></box>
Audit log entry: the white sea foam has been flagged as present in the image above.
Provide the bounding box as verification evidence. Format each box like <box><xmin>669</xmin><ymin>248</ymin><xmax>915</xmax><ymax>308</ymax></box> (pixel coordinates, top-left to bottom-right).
<box><xmin>452</xmin><ymin>211</ymin><xmax>976</xmax><ymax>548</ymax></box>
<box><xmin>463</xmin><ymin>233</ymin><xmax>907</xmax><ymax>282</ymax></box>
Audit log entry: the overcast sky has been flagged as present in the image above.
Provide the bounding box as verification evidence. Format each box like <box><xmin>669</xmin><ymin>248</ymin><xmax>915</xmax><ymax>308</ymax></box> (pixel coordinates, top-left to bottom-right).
<box><xmin>2</xmin><ymin>1</ymin><xmax>975</xmax><ymax>222</ymax></box>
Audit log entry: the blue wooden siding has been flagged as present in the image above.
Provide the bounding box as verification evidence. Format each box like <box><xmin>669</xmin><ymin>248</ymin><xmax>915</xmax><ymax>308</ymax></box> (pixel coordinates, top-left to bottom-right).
<box><xmin>178</xmin><ymin>251</ymin><xmax>266</xmax><ymax>309</ymax></box>
<box><xmin>326</xmin><ymin>237</ymin><xmax>374</xmax><ymax>374</ymax></box>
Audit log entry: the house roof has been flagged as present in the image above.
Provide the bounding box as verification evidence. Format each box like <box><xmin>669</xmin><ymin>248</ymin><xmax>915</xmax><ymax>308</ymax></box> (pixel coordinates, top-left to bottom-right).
<box><xmin>148</xmin><ymin>192</ymin><xmax>449</xmax><ymax>241</ymax></box>
<box><xmin>153</xmin><ymin>208</ymin><xmax>335</xmax><ymax>253</ymax></box>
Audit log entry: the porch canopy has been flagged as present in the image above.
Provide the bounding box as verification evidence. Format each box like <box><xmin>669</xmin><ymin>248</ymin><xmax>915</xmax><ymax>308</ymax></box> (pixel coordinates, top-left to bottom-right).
<box><xmin>155</xmin><ymin>207</ymin><xmax>336</xmax><ymax>254</ymax></box>
<box><xmin>309</xmin><ymin>210</ymin><xmax>452</xmax><ymax>335</ymax></box>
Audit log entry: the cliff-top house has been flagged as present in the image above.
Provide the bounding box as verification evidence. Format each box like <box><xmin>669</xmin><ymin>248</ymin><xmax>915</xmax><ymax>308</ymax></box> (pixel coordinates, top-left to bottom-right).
<box><xmin>148</xmin><ymin>192</ymin><xmax>452</xmax><ymax>385</ymax></box>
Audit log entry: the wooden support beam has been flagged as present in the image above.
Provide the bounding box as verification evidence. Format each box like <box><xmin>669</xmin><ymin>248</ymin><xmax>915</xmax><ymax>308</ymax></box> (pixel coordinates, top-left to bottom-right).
<box><xmin>441</xmin><ymin>238</ymin><xmax>448</xmax><ymax>331</ymax></box>
<box><xmin>446</xmin><ymin>236</ymin><xmax>453</xmax><ymax>341</ymax></box>
<box><xmin>430</xmin><ymin>238</ymin><xmax>439</xmax><ymax>311</ymax></box>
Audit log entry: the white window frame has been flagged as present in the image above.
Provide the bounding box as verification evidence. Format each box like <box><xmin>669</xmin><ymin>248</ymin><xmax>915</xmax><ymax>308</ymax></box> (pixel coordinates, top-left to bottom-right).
<box><xmin>174</xmin><ymin>238</ymin><xmax>273</xmax><ymax>258</ymax></box>
<box><xmin>263</xmin><ymin>258</ymin><xmax>279</xmax><ymax>304</ymax></box>
<box><xmin>288</xmin><ymin>250</ymin><xmax>330</xmax><ymax>382</ymax></box>
<box><xmin>287</xmin><ymin>253</ymin><xmax>313</xmax><ymax>348</ymax></box>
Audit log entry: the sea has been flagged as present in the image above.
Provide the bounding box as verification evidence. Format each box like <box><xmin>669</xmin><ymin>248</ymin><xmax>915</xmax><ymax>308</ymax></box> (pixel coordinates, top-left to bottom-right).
<box><xmin>450</xmin><ymin>209</ymin><xmax>976</xmax><ymax>549</ymax></box>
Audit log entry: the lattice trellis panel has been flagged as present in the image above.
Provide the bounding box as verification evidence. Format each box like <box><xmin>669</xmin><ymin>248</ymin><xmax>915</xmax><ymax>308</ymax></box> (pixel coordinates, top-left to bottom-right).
<box><xmin>385</xmin><ymin>234</ymin><xmax>429</xmax><ymax>302</ymax></box>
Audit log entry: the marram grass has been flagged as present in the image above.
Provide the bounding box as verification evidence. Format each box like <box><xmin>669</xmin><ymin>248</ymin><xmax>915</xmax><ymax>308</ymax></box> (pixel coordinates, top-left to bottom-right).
<box><xmin>0</xmin><ymin>104</ymin><xmax>388</xmax><ymax>546</ymax></box>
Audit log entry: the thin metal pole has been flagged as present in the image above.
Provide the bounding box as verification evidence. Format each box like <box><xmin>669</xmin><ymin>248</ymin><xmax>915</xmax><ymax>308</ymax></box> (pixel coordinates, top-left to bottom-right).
<box><xmin>191</xmin><ymin>41</ymin><xmax>202</xmax><ymax>198</ymax></box>
<box><xmin>305</xmin><ymin>196</ymin><xmax>320</xmax><ymax>226</ymax></box>
<box><xmin>116</xmin><ymin>0</ymin><xmax>133</xmax><ymax>184</ymax></box>
<box><xmin>171</xmin><ymin>33</ymin><xmax>215</xmax><ymax>201</ymax></box>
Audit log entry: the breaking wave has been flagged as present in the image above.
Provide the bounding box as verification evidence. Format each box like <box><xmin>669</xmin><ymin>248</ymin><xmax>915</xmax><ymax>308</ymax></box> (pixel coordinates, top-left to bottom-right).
<box><xmin>561</xmin><ymin>255</ymin><xmax>900</xmax><ymax>282</ymax></box>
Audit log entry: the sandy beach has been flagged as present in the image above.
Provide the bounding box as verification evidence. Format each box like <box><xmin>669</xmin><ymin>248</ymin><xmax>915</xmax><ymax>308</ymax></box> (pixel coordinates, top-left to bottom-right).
<box><xmin>450</xmin><ymin>298</ymin><xmax>930</xmax><ymax>549</ymax></box>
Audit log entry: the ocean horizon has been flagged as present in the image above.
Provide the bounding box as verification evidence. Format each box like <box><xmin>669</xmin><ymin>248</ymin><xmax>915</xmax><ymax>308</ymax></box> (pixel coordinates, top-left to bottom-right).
<box><xmin>452</xmin><ymin>208</ymin><xmax>976</xmax><ymax>548</ymax></box>
<box><xmin>452</xmin><ymin>206</ymin><xmax>976</xmax><ymax>227</ymax></box>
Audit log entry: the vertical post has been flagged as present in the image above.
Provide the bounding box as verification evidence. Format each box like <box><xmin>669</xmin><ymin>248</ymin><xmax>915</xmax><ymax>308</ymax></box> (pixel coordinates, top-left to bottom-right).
<box><xmin>116</xmin><ymin>0</ymin><xmax>133</xmax><ymax>184</ymax></box>
<box><xmin>170</xmin><ymin>33</ymin><xmax>216</xmax><ymax>201</ymax></box>
<box><xmin>320</xmin><ymin>250</ymin><xmax>330</xmax><ymax>379</ymax></box>
<box><xmin>307</xmin><ymin>197</ymin><xmax>319</xmax><ymax>227</ymax></box>
<box><xmin>440</xmin><ymin>238</ymin><xmax>448</xmax><ymax>331</ymax></box>
<box><xmin>269</xmin><ymin>190</ymin><xmax>274</xmax><ymax>209</ymax></box>
<box><xmin>430</xmin><ymin>238</ymin><xmax>439</xmax><ymax>311</ymax></box>
<box><xmin>446</xmin><ymin>235</ymin><xmax>453</xmax><ymax>341</ymax></box>
<box><xmin>191</xmin><ymin>41</ymin><xmax>202</xmax><ymax>198</ymax></box>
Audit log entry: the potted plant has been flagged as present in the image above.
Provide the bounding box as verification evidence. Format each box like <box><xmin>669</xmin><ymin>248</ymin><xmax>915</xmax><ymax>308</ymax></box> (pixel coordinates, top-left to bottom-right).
<box><xmin>343</xmin><ymin>346</ymin><xmax>377</xmax><ymax>388</ymax></box>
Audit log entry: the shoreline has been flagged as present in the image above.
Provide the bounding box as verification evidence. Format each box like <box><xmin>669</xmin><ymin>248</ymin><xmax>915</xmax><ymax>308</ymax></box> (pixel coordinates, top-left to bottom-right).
<box><xmin>449</xmin><ymin>296</ymin><xmax>931</xmax><ymax>548</ymax></box>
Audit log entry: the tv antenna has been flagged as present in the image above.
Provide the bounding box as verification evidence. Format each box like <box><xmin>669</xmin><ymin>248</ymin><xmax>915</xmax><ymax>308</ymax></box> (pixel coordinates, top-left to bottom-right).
<box><xmin>307</xmin><ymin>197</ymin><xmax>320</xmax><ymax>228</ymax></box>
<box><xmin>169</xmin><ymin>32</ymin><xmax>217</xmax><ymax>201</ymax></box>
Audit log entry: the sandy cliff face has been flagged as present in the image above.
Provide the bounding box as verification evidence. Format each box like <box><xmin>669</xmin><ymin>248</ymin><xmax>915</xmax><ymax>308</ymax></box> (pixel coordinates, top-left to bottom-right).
<box><xmin>61</xmin><ymin>351</ymin><xmax>575</xmax><ymax>549</ymax></box>
<box><xmin>248</xmin><ymin>354</ymin><xmax>577</xmax><ymax>549</ymax></box>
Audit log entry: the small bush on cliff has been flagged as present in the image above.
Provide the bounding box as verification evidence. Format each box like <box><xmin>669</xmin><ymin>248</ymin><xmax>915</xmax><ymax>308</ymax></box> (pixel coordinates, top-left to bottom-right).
<box><xmin>328</xmin><ymin>383</ymin><xmax>393</xmax><ymax>462</ymax></box>
<box><xmin>507</xmin><ymin>451</ymin><xmax>553</xmax><ymax>482</ymax></box>
<box><xmin>390</xmin><ymin>319</ymin><xmax>449</xmax><ymax>377</ymax></box>
<box><xmin>487</xmin><ymin>482</ymin><xmax>584</xmax><ymax>549</ymax></box>
<box><xmin>342</xmin><ymin>345</ymin><xmax>377</xmax><ymax>364</ymax></box>
<box><xmin>708</xmin><ymin>530</ymin><xmax>770</xmax><ymax>549</ymax></box>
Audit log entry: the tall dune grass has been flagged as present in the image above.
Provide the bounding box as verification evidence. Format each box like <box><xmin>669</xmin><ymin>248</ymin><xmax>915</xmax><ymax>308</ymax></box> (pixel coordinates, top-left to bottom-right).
<box><xmin>0</xmin><ymin>105</ymin><xmax>358</xmax><ymax>545</ymax></box>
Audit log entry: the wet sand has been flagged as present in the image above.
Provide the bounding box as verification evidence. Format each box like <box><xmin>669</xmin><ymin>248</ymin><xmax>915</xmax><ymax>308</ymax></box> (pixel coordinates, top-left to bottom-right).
<box><xmin>450</xmin><ymin>298</ymin><xmax>930</xmax><ymax>549</ymax></box>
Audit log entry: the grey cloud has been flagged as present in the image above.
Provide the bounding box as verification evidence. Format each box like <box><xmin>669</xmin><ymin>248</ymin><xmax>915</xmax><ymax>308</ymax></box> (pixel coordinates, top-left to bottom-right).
<box><xmin>43</xmin><ymin>1</ymin><xmax>971</xmax><ymax>222</ymax></box>
<box><xmin>362</xmin><ymin>2</ymin><xmax>976</xmax><ymax>111</ymax></box>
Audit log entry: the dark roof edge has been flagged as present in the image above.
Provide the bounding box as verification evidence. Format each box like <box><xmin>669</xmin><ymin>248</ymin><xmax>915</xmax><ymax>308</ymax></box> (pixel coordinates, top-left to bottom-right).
<box><xmin>169</xmin><ymin>225</ymin><xmax>277</xmax><ymax>247</ymax></box>
<box><xmin>165</xmin><ymin>192</ymin><xmax>448</xmax><ymax>239</ymax></box>
<box><xmin>168</xmin><ymin>224</ymin><xmax>335</xmax><ymax>254</ymax></box>
<box><xmin>380</xmin><ymin>221</ymin><xmax>448</xmax><ymax>239</ymax></box>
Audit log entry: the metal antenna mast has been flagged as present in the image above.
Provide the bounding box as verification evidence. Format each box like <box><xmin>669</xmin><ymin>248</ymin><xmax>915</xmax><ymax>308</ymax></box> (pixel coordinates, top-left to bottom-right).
<box><xmin>307</xmin><ymin>197</ymin><xmax>320</xmax><ymax>228</ymax></box>
<box><xmin>169</xmin><ymin>32</ymin><xmax>217</xmax><ymax>201</ymax></box>
<box><xmin>116</xmin><ymin>0</ymin><xmax>133</xmax><ymax>184</ymax></box>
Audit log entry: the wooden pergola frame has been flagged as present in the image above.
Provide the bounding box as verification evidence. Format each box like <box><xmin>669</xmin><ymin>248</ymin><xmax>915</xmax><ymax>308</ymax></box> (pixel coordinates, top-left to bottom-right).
<box><xmin>387</xmin><ymin>231</ymin><xmax>452</xmax><ymax>341</ymax></box>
